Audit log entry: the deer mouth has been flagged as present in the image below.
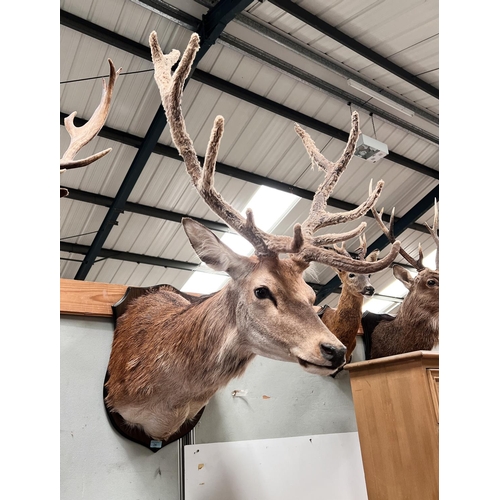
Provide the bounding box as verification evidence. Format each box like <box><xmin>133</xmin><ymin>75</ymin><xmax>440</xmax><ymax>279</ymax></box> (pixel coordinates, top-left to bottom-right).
<box><xmin>297</xmin><ymin>357</ymin><xmax>341</xmax><ymax>375</ymax></box>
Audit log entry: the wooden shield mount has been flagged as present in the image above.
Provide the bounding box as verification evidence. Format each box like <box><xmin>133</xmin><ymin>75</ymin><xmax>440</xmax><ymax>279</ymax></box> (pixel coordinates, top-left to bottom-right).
<box><xmin>103</xmin><ymin>284</ymin><xmax>205</xmax><ymax>452</ymax></box>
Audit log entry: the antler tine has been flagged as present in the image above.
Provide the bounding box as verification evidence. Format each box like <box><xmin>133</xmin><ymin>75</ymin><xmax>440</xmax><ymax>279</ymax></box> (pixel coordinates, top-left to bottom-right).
<box><xmin>332</xmin><ymin>241</ymin><xmax>350</xmax><ymax>258</ymax></box>
<box><xmin>369</xmin><ymin>183</ymin><xmax>424</xmax><ymax>271</ymax></box>
<box><xmin>296</xmin><ymin>115</ymin><xmax>386</xmax><ymax>247</ymax></box>
<box><xmin>331</xmin><ymin>234</ymin><xmax>366</xmax><ymax>266</ymax></box>
<box><xmin>150</xmin><ymin>31</ymin><xmax>303</xmax><ymax>257</ymax></box>
<box><xmin>298</xmin><ymin>111</ymin><xmax>360</xmax><ymax>237</ymax></box>
<box><xmin>60</xmin><ymin>59</ymin><xmax>121</xmax><ymax>173</ymax></box>
<box><xmin>289</xmin><ymin>116</ymin><xmax>400</xmax><ymax>273</ymax></box>
<box><xmin>302</xmin><ymin>212</ymin><xmax>400</xmax><ymax>274</ymax></box>
<box><xmin>424</xmin><ymin>199</ymin><xmax>439</xmax><ymax>270</ymax></box>
<box><xmin>298</xmin><ymin>236</ymin><xmax>400</xmax><ymax>274</ymax></box>
<box><xmin>354</xmin><ymin>233</ymin><xmax>368</xmax><ymax>260</ymax></box>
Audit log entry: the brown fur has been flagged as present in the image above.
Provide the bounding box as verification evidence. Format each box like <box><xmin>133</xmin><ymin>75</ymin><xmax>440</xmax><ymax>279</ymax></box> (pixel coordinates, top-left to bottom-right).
<box><xmin>105</xmin><ymin>32</ymin><xmax>402</xmax><ymax>443</ymax></box>
<box><xmin>370</xmin><ymin>266</ymin><xmax>439</xmax><ymax>359</ymax></box>
<box><xmin>320</xmin><ymin>245</ymin><xmax>378</xmax><ymax>368</ymax></box>
<box><xmin>105</xmin><ymin>221</ymin><xmax>348</xmax><ymax>441</ymax></box>
<box><xmin>321</xmin><ymin>273</ymin><xmax>371</xmax><ymax>361</ymax></box>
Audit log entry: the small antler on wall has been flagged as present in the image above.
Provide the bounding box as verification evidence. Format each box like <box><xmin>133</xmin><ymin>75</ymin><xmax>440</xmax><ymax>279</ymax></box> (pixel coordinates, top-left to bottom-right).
<box><xmin>60</xmin><ymin>58</ymin><xmax>121</xmax><ymax>197</ymax></box>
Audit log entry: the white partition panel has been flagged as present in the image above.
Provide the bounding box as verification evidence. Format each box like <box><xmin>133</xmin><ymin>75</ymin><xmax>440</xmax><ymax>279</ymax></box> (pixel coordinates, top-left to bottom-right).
<box><xmin>185</xmin><ymin>433</ymin><xmax>368</xmax><ymax>500</ymax></box>
<box><xmin>61</xmin><ymin>314</ymin><xmax>367</xmax><ymax>500</ymax></box>
<box><xmin>60</xmin><ymin>315</ymin><xmax>180</xmax><ymax>500</ymax></box>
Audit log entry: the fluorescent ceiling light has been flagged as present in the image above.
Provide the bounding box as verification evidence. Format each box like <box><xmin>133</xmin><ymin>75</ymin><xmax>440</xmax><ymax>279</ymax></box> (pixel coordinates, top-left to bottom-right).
<box><xmin>362</xmin><ymin>298</ymin><xmax>400</xmax><ymax>315</ymax></box>
<box><xmin>347</xmin><ymin>79</ymin><xmax>415</xmax><ymax>117</ymax></box>
<box><xmin>181</xmin><ymin>186</ymin><xmax>301</xmax><ymax>294</ymax></box>
<box><xmin>362</xmin><ymin>279</ymin><xmax>408</xmax><ymax>314</ymax></box>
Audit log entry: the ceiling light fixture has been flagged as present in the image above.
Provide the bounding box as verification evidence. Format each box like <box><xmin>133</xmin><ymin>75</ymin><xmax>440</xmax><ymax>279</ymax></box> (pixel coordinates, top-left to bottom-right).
<box><xmin>347</xmin><ymin>79</ymin><xmax>415</xmax><ymax>117</ymax></box>
<box><xmin>353</xmin><ymin>111</ymin><xmax>389</xmax><ymax>163</ymax></box>
<box><xmin>354</xmin><ymin>134</ymin><xmax>389</xmax><ymax>163</ymax></box>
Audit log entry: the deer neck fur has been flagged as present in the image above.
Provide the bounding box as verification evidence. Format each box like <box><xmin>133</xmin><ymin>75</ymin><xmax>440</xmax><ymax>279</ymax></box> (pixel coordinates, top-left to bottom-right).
<box><xmin>318</xmin><ymin>289</ymin><xmax>365</xmax><ymax>377</ymax></box>
<box><xmin>322</xmin><ymin>290</ymin><xmax>364</xmax><ymax>346</ymax></box>
<box><xmin>105</xmin><ymin>285</ymin><xmax>255</xmax><ymax>439</ymax></box>
<box><xmin>370</xmin><ymin>269</ymin><xmax>439</xmax><ymax>359</ymax></box>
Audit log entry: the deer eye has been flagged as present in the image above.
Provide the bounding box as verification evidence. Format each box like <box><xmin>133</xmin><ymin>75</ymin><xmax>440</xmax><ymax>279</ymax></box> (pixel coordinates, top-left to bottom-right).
<box><xmin>348</xmin><ymin>273</ymin><xmax>356</xmax><ymax>278</ymax></box>
<box><xmin>254</xmin><ymin>286</ymin><xmax>278</xmax><ymax>307</ymax></box>
<box><xmin>427</xmin><ymin>279</ymin><xmax>437</xmax><ymax>286</ymax></box>
<box><xmin>254</xmin><ymin>287</ymin><xmax>271</xmax><ymax>299</ymax></box>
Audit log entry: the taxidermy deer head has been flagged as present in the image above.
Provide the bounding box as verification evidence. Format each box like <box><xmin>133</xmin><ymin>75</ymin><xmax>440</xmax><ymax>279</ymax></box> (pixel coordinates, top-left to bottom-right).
<box><xmin>364</xmin><ymin>198</ymin><xmax>439</xmax><ymax>359</ymax></box>
<box><xmin>103</xmin><ymin>32</ymin><xmax>401</xmax><ymax>443</ymax></box>
<box><xmin>318</xmin><ymin>234</ymin><xmax>380</xmax><ymax>374</ymax></box>
<box><xmin>60</xmin><ymin>59</ymin><xmax>121</xmax><ymax>197</ymax></box>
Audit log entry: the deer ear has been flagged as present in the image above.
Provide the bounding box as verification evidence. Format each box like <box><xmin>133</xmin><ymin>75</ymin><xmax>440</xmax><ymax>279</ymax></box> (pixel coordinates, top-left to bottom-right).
<box><xmin>182</xmin><ymin>218</ymin><xmax>254</xmax><ymax>279</ymax></box>
<box><xmin>365</xmin><ymin>249</ymin><xmax>380</xmax><ymax>263</ymax></box>
<box><xmin>392</xmin><ymin>264</ymin><xmax>414</xmax><ymax>290</ymax></box>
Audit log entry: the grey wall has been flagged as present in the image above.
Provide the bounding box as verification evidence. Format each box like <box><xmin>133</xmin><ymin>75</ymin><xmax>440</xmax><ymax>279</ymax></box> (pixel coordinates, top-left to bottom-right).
<box><xmin>61</xmin><ymin>315</ymin><xmax>365</xmax><ymax>500</ymax></box>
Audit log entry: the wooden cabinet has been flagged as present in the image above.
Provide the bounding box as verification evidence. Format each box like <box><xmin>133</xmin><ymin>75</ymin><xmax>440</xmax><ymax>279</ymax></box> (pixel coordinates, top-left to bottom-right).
<box><xmin>345</xmin><ymin>351</ymin><xmax>439</xmax><ymax>500</ymax></box>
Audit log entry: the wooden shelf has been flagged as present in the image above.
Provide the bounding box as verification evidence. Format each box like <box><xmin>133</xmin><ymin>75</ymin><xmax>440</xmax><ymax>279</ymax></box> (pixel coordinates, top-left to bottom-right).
<box><xmin>60</xmin><ymin>278</ymin><xmax>127</xmax><ymax>317</ymax></box>
<box><xmin>345</xmin><ymin>351</ymin><xmax>439</xmax><ymax>500</ymax></box>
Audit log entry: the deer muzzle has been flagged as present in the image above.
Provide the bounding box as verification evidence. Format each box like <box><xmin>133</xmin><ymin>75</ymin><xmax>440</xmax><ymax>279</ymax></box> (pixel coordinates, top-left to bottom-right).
<box><xmin>320</xmin><ymin>343</ymin><xmax>347</xmax><ymax>367</ymax></box>
<box><xmin>296</xmin><ymin>343</ymin><xmax>346</xmax><ymax>374</ymax></box>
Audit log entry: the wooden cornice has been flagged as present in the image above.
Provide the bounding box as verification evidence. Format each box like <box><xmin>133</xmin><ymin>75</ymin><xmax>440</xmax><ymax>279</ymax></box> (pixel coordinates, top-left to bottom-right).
<box><xmin>60</xmin><ymin>278</ymin><xmax>127</xmax><ymax>317</ymax></box>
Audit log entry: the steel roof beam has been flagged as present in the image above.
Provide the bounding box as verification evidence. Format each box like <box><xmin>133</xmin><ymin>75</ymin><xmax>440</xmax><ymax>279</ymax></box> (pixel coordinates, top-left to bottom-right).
<box><xmin>193</xmin><ymin>0</ymin><xmax>438</xmax><ymax>125</ymax></box>
<box><xmin>61</xmin><ymin>187</ymin><xmax>232</xmax><ymax>234</ymax></box>
<box><xmin>217</xmin><ymin>32</ymin><xmax>438</xmax><ymax>143</ymax></box>
<box><xmin>194</xmin><ymin>70</ymin><xmax>438</xmax><ymax>178</ymax></box>
<box><xmin>59</xmin><ymin>15</ymin><xmax>438</xmax><ymax>176</ymax></box>
<box><xmin>62</xmin><ymin>242</ymin><xmax>201</xmax><ymax>272</ymax></box>
<box><xmin>267</xmin><ymin>0</ymin><xmax>439</xmax><ymax>99</ymax></box>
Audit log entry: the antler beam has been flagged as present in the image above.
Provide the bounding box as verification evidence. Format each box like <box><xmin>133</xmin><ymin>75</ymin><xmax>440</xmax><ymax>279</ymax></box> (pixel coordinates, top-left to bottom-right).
<box><xmin>150</xmin><ymin>31</ymin><xmax>302</xmax><ymax>256</ymax></box>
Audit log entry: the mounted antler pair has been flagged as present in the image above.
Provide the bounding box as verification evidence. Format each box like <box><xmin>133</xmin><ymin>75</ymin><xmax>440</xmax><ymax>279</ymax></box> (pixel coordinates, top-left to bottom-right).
<box><xmin>60</xmin><ymin>59</ymin><xmax>121</xmax><ymax>197</ymax></box>
<box><xmin>103</xmin><ymin>32</ymin><xmax>401</xmax><ymax>445</ymax></box>
<box><xmin>149</xmin><ymin>31</ymin><xmax>399</xmax><ymax>273</ymax></box>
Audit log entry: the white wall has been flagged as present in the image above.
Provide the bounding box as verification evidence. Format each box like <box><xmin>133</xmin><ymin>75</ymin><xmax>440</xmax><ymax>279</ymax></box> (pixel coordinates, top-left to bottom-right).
<box><xmin>61</xmin><ymin>315</ymin><xmax>366</xmax><ymax>500</ymax></box>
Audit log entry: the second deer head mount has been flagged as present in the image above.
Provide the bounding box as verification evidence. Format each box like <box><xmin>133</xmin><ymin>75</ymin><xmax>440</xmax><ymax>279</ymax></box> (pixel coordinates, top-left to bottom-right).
<box><xmin>318</xmin><ymin>234</ymin><xmax>380</xmax><ymax>376</ymax></box>
<box><xmin>363</xmin><ymin>198</ymin><xmax>439</xmax><ymax>359</ymax></box>
<box><xmin>103</xmin><ymin>32</ymin><xmax>401</xmax><ymax>444</ymax></box>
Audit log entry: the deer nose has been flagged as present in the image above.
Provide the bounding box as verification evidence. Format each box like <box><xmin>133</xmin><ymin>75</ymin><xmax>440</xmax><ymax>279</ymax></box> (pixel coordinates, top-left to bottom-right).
<box><xmin>320</xmin><ymin>343</ymin><xmax>346</xmax><ymax>367</ymax></box>
<box><xmin>363</xmin><ymin>286</ymin><xmax>375</xmax><ymax>296</ymax></box>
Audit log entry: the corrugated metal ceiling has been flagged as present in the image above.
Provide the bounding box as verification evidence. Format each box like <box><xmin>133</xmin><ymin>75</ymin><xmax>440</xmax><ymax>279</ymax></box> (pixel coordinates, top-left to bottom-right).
<box><xmin>60</xmin><ymin>0</ymin><xmax>439</xmax><ymax>312</ymax></box>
